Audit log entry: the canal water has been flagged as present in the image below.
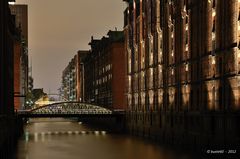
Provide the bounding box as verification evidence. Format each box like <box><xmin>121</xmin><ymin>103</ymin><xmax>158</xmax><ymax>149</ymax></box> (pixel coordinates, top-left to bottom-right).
<box><xmin>14</xmin><ymin>118</ymin><xmax>193</xmax><ymax>159</ymax></box>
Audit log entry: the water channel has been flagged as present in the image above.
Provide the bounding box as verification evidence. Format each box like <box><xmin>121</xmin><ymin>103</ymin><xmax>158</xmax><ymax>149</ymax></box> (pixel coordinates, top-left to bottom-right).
<box><xmin>14</xmin><ymin>118</ymin><xmax>193</xmax><ymax>159</ymax></box>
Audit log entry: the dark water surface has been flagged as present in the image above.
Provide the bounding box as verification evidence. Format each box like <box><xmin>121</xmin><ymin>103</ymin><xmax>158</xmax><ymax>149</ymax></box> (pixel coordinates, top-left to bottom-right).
<box><xmin>15</xmin><ymin>118</ymin><xmax>192</xmax><ymax>159</ymax></box>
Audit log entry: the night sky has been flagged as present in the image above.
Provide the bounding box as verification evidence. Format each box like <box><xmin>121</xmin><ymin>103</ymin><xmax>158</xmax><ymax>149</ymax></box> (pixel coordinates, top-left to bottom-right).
<box><xmin>16</xmin><ymin>0</ymin><xmax>126</xmax><ymax>94</ymax></box>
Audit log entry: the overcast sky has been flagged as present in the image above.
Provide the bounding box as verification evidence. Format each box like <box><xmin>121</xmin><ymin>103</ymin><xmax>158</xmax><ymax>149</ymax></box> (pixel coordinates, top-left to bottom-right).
<box><xmin>16</xmin><ymin>0</ymin><xmax>126</xmax><ymax>94</ymax></box>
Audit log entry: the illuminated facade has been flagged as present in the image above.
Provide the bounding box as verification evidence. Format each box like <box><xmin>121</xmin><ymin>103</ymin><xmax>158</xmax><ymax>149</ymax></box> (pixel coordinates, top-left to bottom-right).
<box><xmin>123</xmin><ymin>0</ymin><xmax>240</xmax><ymax>147</ymax></box>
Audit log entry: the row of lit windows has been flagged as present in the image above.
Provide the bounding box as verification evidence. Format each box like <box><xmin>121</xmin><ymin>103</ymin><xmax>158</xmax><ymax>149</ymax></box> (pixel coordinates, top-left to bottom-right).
<box><xmin>99</xmin><ymin>64</ymin><xmax>112</xmax><ymax>75</ymax></box>
<box><xmin>210</xmin><ymin>0</ymin><xmax>216</xmax><ymax>51</ymax></box>
<box><xmin>127</xmin><ymin>89</ymin><xmax>162</xmax><ymax>107</ymax></box>
<box><xmin>96</xmin><ymin>74</ymin><xmax>112</xmax><ymax>85</ymax></box>
<box><xmin>149</xmin><ymin>33</ymin><xmax>154</xmax><ymax>66</ymax></box>
<box><xmin>129</xmin><ymin>63</ymin><xmax>191</xmax><ymax>90</ymax></box>
<box><xmin>183</xmin><ymin>4</ymin><xmax>189</xmax><ymax>54</ymax></box>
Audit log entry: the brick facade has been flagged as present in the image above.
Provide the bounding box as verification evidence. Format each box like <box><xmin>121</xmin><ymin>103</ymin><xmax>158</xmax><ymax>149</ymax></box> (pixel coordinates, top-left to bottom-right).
<box><xmin>123</xmin><ymin>0</ymin><xmax>240</xmax><ymax>147</ymax></box>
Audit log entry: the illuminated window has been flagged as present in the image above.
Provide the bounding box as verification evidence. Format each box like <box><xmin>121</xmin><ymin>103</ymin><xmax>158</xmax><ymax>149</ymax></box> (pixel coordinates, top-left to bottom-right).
<box><xmin>170</xmin><ymin>22</ymin><xmax>175</xmax><ymax>61</ymax></box>
<box><xmin>158</xmin><ymin>90</ymin><xmax>163</xmax><ymax>105</ymax></box>
<box><xmin>141</xmin><ymin>40</ymin><xmax>145</xmax><ymax>69</ymax></box>
<box><xmin>185</xmin><ymin>44</ymin><xmax>189</xmax><ymax>51</ymax></box>
<box><xmin>211</xmin><ymin>0</ymin><xmax>216</xmax><ymax>51</ymax></box>
<box><xmin>159</xmin><ymin>65</ymin><xmax>162</xmax><ymax>73</ymax></box>
<box><xmin>158</xmin><ymin>65</ymin><xmax>163</xmax><ymax>87</ymax></box>
<box><xmin>141</xmin><ymin>92</ymin><xmax>145</xmax><ymax>105</ymax></box>
<box><xmin>238</xmin><ymin>49</ymin><xmax>240</xmax><ymax>59</ymax></box>
<box><xmin>149</xmin><ymin>68</ymin><xmax>153</xmax><ymax>88</ymax></box>
<box><xmin>171</xmin><ymin>50</ymin><xmax>174</xmax><ymax>57</ymax></box>
<box><xmin>238</xmin><ymin>21</ymin><xmax>240</xmax><ymax>31</ymax></box>
<box><xmin>149</xmin><ymin>90</ymin><xmax>154</xmax><ymax>105</ymax></box>
<box><xmin>128</xmin><ymin>94</ymin><xmax>132</xmax><ymax>107</ymax></box>
<box><xmin>149</xmin><ymin>34</ymin><xmax>153</xmax><ymax>65</ymax></box>
<box><xmin>212</xmin><ymin>55</ymin><xmax>216</xmax><ymax>65</ymax></box>
<box><xmin>150</xmin><ymin>54</ymin><xmax>153</xmax><ymax>64</ymax></box>
<box><xmin>134</xmin><ymin>44</ymin><xmax>138</xmax><ymax>71</ymax></box>
<box><xmin>158</xmin><ymin>30</ymin><xmax>163</xmax><ymax>63</ymax></box>
<box><xmin>134</xmin><ymin>93</ymin><xmax>138</xmax><ymax>105</ymax></box>
<box><xmin>183</xmin><ymin>5</ymin><xmax>186</xmax><ymax>12</ymax></box>
<box><xmin>212</xmin><ymin>32</ymin><xmax>216</xmax><ymax>40</ymax></box>
<box><xmin>212</xmin><ymin>9</ymin><xmax>216</xmax><ymax>17</ymax></box>
<box><xmin>141</xmin><ymin>71</ymin><xmax>145</xmax><ymax>90</ymax></box>
<box><xmin>185</xmin><ymin>63</ymin><xmax>189</xmax><ymax>72</ymax></box>
<box><xmin>128</xmin><ymin>76</ymin><xmax>131</xmax><ymax>90</ymax></box>
<box><xmin>171</xmin><ymin>68</ymin><xmax>174</xmax><ymax>75</ymax></box>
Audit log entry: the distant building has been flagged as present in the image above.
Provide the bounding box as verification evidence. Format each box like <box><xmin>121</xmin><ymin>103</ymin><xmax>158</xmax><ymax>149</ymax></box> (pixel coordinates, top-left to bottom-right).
<box><xmin>123</xmin><ymin>0</ymin><xmax>240</xmax><ymax>147</ymax></box>
<box><xmin>84</xmin><ymin>30</ymin><xmax>126</xmax><ymax>110</ymax></box>
<box><xmin>61</xmin><ymin>51</ymin><xmax>89</xmax><ymax>101</ymax></box>
<box><xmin>32</xmin><ymin>88</ymin><xmax>47</xmax><ymax>102</ymax></box>
<box><xmin>28</xmin><ymin>76</ymin><xmax>33</xmax><ymax>92</ymax></box>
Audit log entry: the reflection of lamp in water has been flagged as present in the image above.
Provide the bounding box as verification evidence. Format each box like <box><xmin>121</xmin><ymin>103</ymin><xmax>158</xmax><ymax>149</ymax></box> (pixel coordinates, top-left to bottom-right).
<box><xmin>101</xmin><ymin>131</ymin><xmax>106</xmax><ymax>135</ymax></box>
<box><xmin>81</xmin><ymin>131</ymin><xmax>86</xmax><ymax>134</ymax></box>
<box><xmin>25</xmin><ymin>132</ymin><xmax>29</xmax><ymax>142</ymax></box>
<box><xmin>34</xmin><ymin>133</ymin><xmax>38</xmax><ymax>142</ymax></box>
<box><xmin>94</xmin><ymin>131</ymin><xmax>100</xmax><ymax>135</ymax></box>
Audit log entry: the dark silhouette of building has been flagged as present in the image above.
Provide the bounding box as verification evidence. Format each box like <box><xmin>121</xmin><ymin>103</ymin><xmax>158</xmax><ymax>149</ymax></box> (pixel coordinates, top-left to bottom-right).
<box><xmin>9</xmin><ymin>4</ymin><xmax>28</xmax><ymax>45</ymax></box>
<box><xmin>0</xmin><ymin>0</ymin><xmax>23</xmax><ymax>157</ymax></box>
<box><xmin>84</xmin><ymin>30</ymin><xmax>126</xmax><ymax>110</ymax></box>
<box><xmin>123</xmin><ymin>0</ymin><xmax>240</xmax><ymax>148</ymax></box>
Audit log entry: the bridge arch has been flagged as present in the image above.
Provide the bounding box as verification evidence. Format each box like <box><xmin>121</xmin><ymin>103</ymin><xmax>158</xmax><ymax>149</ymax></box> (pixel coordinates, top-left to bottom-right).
<box><xmin>30</xmin><ymin>101</ymin><xmax>113</xmax><ymax>115</ymax></box>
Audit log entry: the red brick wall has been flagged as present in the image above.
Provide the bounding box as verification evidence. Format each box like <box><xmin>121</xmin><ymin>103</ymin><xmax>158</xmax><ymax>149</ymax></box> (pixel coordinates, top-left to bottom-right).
<box><xmin>112</xmin><ymin>43</ymin><xmax>126</xmax><ymax>109</ymax></box>
<box><xmin>14</xmin><ymin>41</ymin><xmax>21</xmax><ymax>110</ymax></box>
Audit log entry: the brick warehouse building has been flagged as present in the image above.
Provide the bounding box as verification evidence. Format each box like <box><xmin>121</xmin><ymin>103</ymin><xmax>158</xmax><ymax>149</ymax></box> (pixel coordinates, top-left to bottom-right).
<box><xmin>84</xmin><ymin>30</ymin><xmax>126</xmax><ymax>110</ymax></box>
<box><xmin>10</xmin><ymin>4</ymin><xmax>29</xmax><ymax>110</ymax></box>
<box><xmin>123</xmin><ymin>0</ymin><xmax>240</xmax><ymax>148</ymax></box>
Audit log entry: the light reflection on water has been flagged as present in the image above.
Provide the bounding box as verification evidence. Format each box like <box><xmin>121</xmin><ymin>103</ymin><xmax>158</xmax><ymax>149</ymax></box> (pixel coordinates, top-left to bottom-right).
<box><xmin>16</xmin><ymin>118</ymin><xmax>192</xmax><ymax>159</ymax></box>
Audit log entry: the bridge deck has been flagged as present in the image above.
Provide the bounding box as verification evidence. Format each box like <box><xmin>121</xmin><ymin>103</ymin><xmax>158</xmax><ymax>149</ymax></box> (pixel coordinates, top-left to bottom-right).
<box><xmin>18</xmin><ymin>113</ymin><xmax>125</xmax><ymax>118</ymax></box>
<box><xmin>17</xmin><ymin>101</ymin><xmax>125</xmax><ymax>118</ymax></box>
